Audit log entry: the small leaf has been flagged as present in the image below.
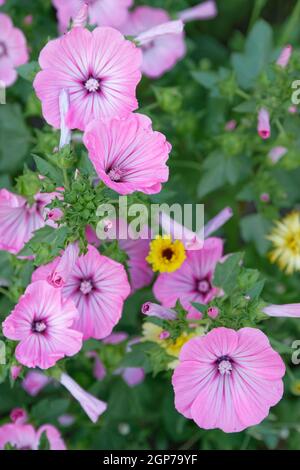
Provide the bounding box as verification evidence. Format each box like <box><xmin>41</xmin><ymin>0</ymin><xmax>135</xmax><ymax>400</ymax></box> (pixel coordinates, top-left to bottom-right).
<box><xmin>214</xmin><ymin>253</ymin><xmax>244</xmax><ymax>295</ymax></box>
<box><xmin>19</xmin><ymin>225</ymin><xmax>68</xmax><ymax>265</ymax></box>
<box><xmin>17</xmin><ymin>61</ymin><xmax>40</xmax><ymax>82</ymax></box>
<box><xmin>245</xmin><ymin>279</ymin><xmax>265</xmax><ymax>300</ymax></box>
<box><xmin>191</xmin><ymin>302</ymin><xmax>207</xmax><ymax>314</ymax></box>
<box><xmin>191</xmin><ymin>71</ymin><xmax>219</xmax><ymax>90</ymax></box>
<box><xmin>33</xmin><ymin>155</ymin><xmax>63</xmax><ymax>186</ymax></box>
<box><xmin>240</xmin><ymin>214</ymin><xmax>272</xmax><ymax>255</ymax></box>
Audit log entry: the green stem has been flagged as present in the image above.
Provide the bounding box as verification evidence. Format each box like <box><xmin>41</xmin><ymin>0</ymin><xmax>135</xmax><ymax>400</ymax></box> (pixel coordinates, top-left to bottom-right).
<box><xmin>235</xmin><ymin>88</ymin><xmax>251</xmax><ymax>101</ymax></box>
<box><xmin>275</xmin><ymin>118</ymin><xmax>286</xmax><ymax>136</ymax></box>
<box><xmin>280</xmin><ymin>0</ymin><xmax>300</xmax><ymax>44</ymax></box>
<box><xmin>248</xmin><ymin>0</ymin><xmax>268</xmax><ymax>33</ymax></box>
<box><xmin>0</xmin><ymin>287</ymin><xmax>8</xmax><ymax>296</ymax></box>
<box><xmin>63</xmin><ymin>168</ymin><xmax>70</xmax><ymax>190</ymax></box>
<box><xmin>0</xmin><ymin>287</ymin><xmax>12</xmax><ymax>301</ymax></box>
<box><xmin>241</xmin><ymin>434</ymin><xmax>251</xmax><ymax>450</ymax></box>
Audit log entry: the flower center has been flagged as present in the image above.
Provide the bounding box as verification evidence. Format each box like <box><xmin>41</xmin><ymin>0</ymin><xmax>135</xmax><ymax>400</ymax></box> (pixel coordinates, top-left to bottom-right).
<box><xmin>80</xmin><ymin>280</ymin><xmax>93</xmax><ymax>295</ymax></box>
<box><xmin>217</xmin><ymin>355</ymin><xmax>232</xmax><ymax>375</ymax></box>
<box><xmin>285</xmin><ymin>233</ymin><xmax>300</xmax><ymax>255</ymax></box>
<box><xmin>146</xmin><ymin>235</ymin><xmax>186</xmax><ymax>274</ymax></box>
<box><xmin>85</xmin><ymin>77</ymin><xmax>100</xmax><ymax>93</ymax></box>
<box><xmin>32</xmin><ymin>320</ymin><xmax>47</xmax><ymax>333</ymax></box>
<box><xmin>108</xmin><ymin>167</ymin><xmax>123</xmax><ymax>182</ymax></box>
<box><xmin>162</xmin><ymin>248</ymin><xmax>174</xmax><ymax>261</ymax></box>
<box><xmin>198</xmin><ymin>279</ymin><xmax>211</xmax><ymax>293</ymax></box>
<box><xmin>0</xmin><ymin>41</ymin><xmax>7</xmax><ymax>59</ymax></box>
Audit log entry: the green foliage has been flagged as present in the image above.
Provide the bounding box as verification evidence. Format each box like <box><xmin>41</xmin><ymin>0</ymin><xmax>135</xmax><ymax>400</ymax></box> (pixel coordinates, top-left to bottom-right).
<box><xmin>231</xmin><ymin>20</ymin><xmax>273</xmax><ymax>89</ymax></box>
<box><xmin>0</xmin><ymin>104</ymin><xmax>30</xmax><ymax>173</ymax></box>
<box><xmin>19</xmin><ymin>225</ymin><xmax>69</xmax><ymax>265</ymax></box>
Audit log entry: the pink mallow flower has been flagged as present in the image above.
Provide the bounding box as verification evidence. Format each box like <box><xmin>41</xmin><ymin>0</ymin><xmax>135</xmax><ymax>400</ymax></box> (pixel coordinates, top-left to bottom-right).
<box><xmin>0</xmin><ymin>13</ymin><xmax>28</xmax><ymax>87</ymax></box>
<box><xmin>0</xmin><ymin>422</ymin><xmax>66</xmax><ymax>450</ymax></box>
<box><xmin>207</xmin><ymin>306</ymin><xmax>219</xmax><ymax>319</ymax></box>
<box><xmin>83</xmin><ymin>114</ymin><xmax>171</xmax><ymax>195</ymax></box>
<box><xmin>92</xmin><ymin>219</ymin><xmax>154</xmax><ymax>292</ymax></box>
<box><xmin>159</xmin><ymin>206</ymin><xmax>232</xmax><ymax>250</ymax></box>
<box><xmin>142</xmin><ymin>302</ymin><xmax>177</xmax><ymax>320</ymax></box>
<box><xmin>225</xmin><ymin>119</ymin><xmax>237</xmax><ymax>131</ymax></box>
<box><xmin>2</xmin><ymin>281</ymin><xmax>83</xmax><ymax>369</ymax></box>
<box><xmin>86</xmin><ymin>351</ymin><xmax>106</xmax><ymax>380</ymax></box>
<box><xmin>178</xmin><ymin>1</ymin><xmax>217</xmax><ymax>22</ymax></box>
<box><xmin>119</xmin><ymin>233</ymin><xmax>154</xmax><ymax>291</ymax></box>
<box><xmin>32</xmin><ymin>245</ymin><xmax>130</xmax><ymax>340</ymax></box>
<box><xmin>23</xmin><ymin>15</ymin><xmax>33</xmax><ymax>26</ymax></box>
<box><xmin>276</xmin><ymin>45</ymin><xmax>292</xmax><ymax>68</ymax></box>
<box><xmin>47</xmin><ymin>242</ymin><xmax>79</xmax><ymax>288</ymax></box>
<box><xmin>120</xmin><ymin>7</ymin><xmax>186</xmax><ymax>79</ymax></box>
<box><xmin>60</xmin><ymin>372</ymin><xmax>107</xmax><ymax>423</ymax></box>
<box><xmin>257</xmin><ymin>107</ymin><xmax>271</xmax><ymax>139</ymax></box>
<box><xmin>0</xmin><ymin>189</ymin><xmax>59</xmax><ymax>255</ymax></box>
<box><xmin>134</xmin><ymin>20</ymin><xmax>184</xmax><ymax>46</ymax></box>
<box><xmin>72</xmin><ymin>2</ymin><xmax>89</xmax><ymax>28</ymax></box>
<box><xmin>263</xmin><ymin>303</ymin><xmax>300</xmax><ymax>318</ymax></box>
<box><xmin>33</xmin><ymin>26</ymin><xmax>142</xmax><ymax>131</ymax></box>
<box><xmin>10</xmin><ymin>365</ymin><xmax>22</xmax><ymax>381</ymax></box>
<box><xmin>172</xmin><ymin>327</ymin><xmax>285</xmax><ymax>433</ymax></box>
<box><xmin>22</xmin><ymin>371</ymin><xmax>51</xmax><ymax>396</ymax></box>
<box><xmin>204</xmin><ymin>207</ymin><xmax>233</xmax><ymax>238</ymax></box>
<box><xmin>10</xmin><ymin>408</ymin><xmax>28</xmax><ymax>425</ymax></box>
<box><xmin>268</xmin><ymin>146</ymin><xmax>287</xmax><ymax>164</ymax></box>
<box><xmin>103</xmin><ymin>332</ymin><xmax>128</xmax><ymax>344</ymax></box>
<box><xmin>52</xmin><ymin>0</ymin><xmax>132</xmax><ymax>34</ymax></box>
<box><xmin>153</xmin><ymin>237</ymin><xmax>224</xmax><ymax>318</ymax></box>
<box><xmin>117</xmin><ymin>367</ymin><xmax>145</xmax><ymax>387</ymax></box>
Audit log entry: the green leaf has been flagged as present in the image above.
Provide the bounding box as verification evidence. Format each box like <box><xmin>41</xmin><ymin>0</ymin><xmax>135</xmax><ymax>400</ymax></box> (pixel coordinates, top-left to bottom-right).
<box><xmin>0</xmin><ymin>104</ymin><xmax>30</xmax><ymax>173</ymax></box>
<box><xmin>0</xmin><ymin>251</ymin><xmax>13</xmax><ymax>283</ymax></box>
<box><xmin>240</xmin><ymin>214</ymin><xmax>272</xmax><ymax>255</ymax></box>
<box><xmin>197</xmin><ymin>153</ymin><xmax>227</xmax><ymax>198</ymax></box>
<box><xmin>214</xmin><ymin>252</ymin><xmax>244</xmax><ymax>295</ymax></box>
<box><xmin>231</xmin><ymin>20</ymin><xmax>273</xmax><ymax>89</ymax></box>
<box><xmin>245</xmin><ymin>279</ymin><xmax>265</xmax><ymax>300</ymax></box>
<box><xmin>19</xmin><ymin>225</ymin><xmax>69</xmax><ymax>265</ymax></box>
<box><xmin>31</xmin><ymin>398</ymin><xmax>70</xmax><ymax>423</ymax></box>
<box><xmin>38</xmin><ymin>431</ymin><xmax>51</xmax><ymax>450</ymax></box>
<box><xmin>191</xmin><ymin>71</ymin><xmax>219</xmax><ymax>90</ymax></box>
<box><xmin>119</xmin><ymin>342</ymin><xmax>154</xmax><ymax>371</ymax></box>
<box><xmin>233</xmin><ymin>100</ymin><xmax>256</xmax><ymax>113</ymax></box>
<box><xmin>17</xmin><ymin>61</ymin><xmax>40</xmax><ymax>82</ymax></box>
<box><xmin>191</xmin><ymin>302</ymin><xmax>207</xmax><ymax>314</ymax></box>
<box><xmin>146</xmin><ymin>316</ymin><xmax>165</xmax><ymax>328</ymax></box>
<box><xmin>33</xmin><ymin>155</ymin><xmax>63</xmax><ymax>186</ymax></box>
<box><xmin>197</xmin><ymin>152</ymin><xmax>251</xmax><ymax>198</ymax></box>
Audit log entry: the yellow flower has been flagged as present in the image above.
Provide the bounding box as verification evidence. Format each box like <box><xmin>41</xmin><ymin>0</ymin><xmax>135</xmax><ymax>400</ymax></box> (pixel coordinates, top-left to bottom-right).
<box><xmin>268</xmin><ymin>212</ymin><xmax>300</xmax><ymax>274</ymax></box>
<box><xmin>291</xmin><ymin>379</ymin><xmax>300</xmax><ymax>396</ymax></box>
<box><xmin>146</xmin><ymin>235</ymin><xmax>186</xmax><ymax>273</ymax></box>
<box><xmin>165</xmin><ymin>332</ymin><xmax>196</xmax><ymax>358</ymax></box>
<box><xmin>142</xmin><ymin>322</ymin><xmax>204</xmax><ymax>369</ymax></box>
<box><xmin>142</xmin><ymin>323</ymin><xmax>164</xmax><ymax>345</ymax></box>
